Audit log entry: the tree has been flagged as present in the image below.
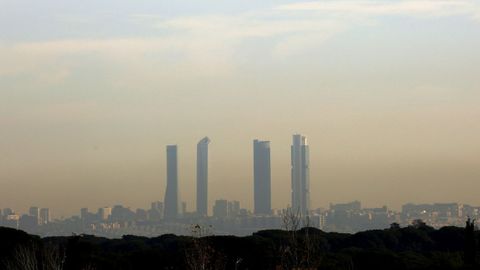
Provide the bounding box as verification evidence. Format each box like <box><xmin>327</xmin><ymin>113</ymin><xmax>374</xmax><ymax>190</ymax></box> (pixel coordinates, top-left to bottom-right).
<box><xmin>464</xmin><ymin>217</ymin><xmax>476</xmax><ymax>266</ymax></box>
<box><xmin>411</xmin><ymin>219</ymin><xmax>427</xmax><ymax>229</ymax></box>
<box><xmin>185</xmin><ymin>224</ymin><xmax>225</xmax><ymax>270</ymax></box>
<box><xmin>279</xmin><ymin>208</ymin><xmax>321</xmax><ymax>270</ymax></box>
<box><xmin>390</xmin><ymin>223</ymin><xmax>401</xmax><ymax>230</ymax></box>
<box><xmin>4</xmin><ymin>241</ymin><xmax>66</xmax><ymax>270</ymax></box>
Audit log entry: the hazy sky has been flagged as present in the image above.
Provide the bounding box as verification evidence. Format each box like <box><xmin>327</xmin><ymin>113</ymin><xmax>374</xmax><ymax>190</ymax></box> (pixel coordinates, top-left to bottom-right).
<box><xmin>1</xmin><ymin>0</ymin><xmax>480</xmax><ymax>218</ymax></box>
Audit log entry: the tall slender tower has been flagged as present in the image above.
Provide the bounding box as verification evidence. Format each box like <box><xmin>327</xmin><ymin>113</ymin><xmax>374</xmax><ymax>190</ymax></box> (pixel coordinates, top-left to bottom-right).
<box><xmin>164</xmin><ymin>145</ymin><xmax>179</xmax><ymax>220</ymax></box>
<box><xmin>253</xmin><ymin>139</ymin><xmax>271</xmax><ymax>215</ymax></box>
<box><xmin>291</xmin><ymin>134</ymin><xmax>310</xmax><ymax>216</ymax></box>
<box><xmin>196</xmin><ymin>137</ymin><xmax>210</xmax><ymax>217</ymax></box>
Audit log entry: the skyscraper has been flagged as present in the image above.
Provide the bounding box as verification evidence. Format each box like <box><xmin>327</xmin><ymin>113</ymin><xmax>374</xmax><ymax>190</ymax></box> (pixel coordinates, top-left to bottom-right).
<box><xmin>291</xmin><ymin>134</ymin><xmax>310</xmax><ymax>216</ymax></box>
<box><xmin>253</xmin><ymin>139</ymin><xmax>271</xmax><ymax>215</ymax></box>
<box><xmin>196</xmin><ymin>137</ymin><xmax>210</xmax><ymax>217</ymax></box>
<box><xmin>164</xmin><ymin>145</ymin><xmax>179</xmax><ymax>220</ymax></box>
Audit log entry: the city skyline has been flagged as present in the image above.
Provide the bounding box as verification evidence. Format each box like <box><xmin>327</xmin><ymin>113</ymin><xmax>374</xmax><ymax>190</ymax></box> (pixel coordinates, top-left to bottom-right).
<box><xmin>1</xmin><ymin>1</ymin><xmax>480</xmax><ymax>218</ymax></box>
<box><xmin>2</xmin><ymin>199</ymin><xmax>478</xmax><ymax>238</ymax></box>
<box><xmin>2</xmin><ymin>131</ymin><xmax>480</xmax><ymax>219</ymax></box>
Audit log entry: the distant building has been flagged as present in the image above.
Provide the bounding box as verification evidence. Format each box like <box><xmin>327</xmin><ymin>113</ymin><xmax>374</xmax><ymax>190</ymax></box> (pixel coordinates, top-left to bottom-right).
<box><xmin>3</xmin><ymin>208</ymin><xmax>14</xmax><ymax>216</ymax></box>
<box><xmin>238</xmin><ymin>208</ymin><xmax>249</xmax><ymax>217</ymax></box>
<box><xmin>29</xmin><ymin>206</ymin><xmax>40</xmax><ymax>225</ymax></box>
<box><xmin>164</xmin><ymin>145</ymin><xmax>179</xmax><ymax>220</ymax></box>
<box><xmin>135</xmin><ymin>209</ymin><xmax>148</xmax><ymax>221</ymax></box>
<box><xmin>80</xmin><ymin>208</ymin><xmax>89</xmax><ymax>221</ymax></box>
<box><xmin>401</xmin><ymin>203</ymin><xmax>462</xmax><ymax>221</ymax></box>
<box><xmin>148</xmin><ymin>201</ymin><xmax>163</xmax><ymax>221</ymax></box>
<box><xmin>253</xmin><ymin>140</ymin><xmax>271</xmax><ymax>215</ymax></box>
<box><xmin>291</xmin><ymin>134</ymin><xmax>310</xmax><ymax>216</ymax></box>
<box><xmin>19</xmin><ymin>214</ymin><xmax>38</xmax><ymax>231</ymax></box>
<box><xmin>330</xmin><ymin>201</ymin><xmax>361</xmax><ymax>212</ymax></box>
<box><xmin>213</xmin><ymin>200</ymin><xmax>228</xmax><ymax>218</ymax></box>
<box><xmin>98</xmin><ymin>207</ymin><xmax>112</xmax><ymax>221</ymax></box>
<box><xmin>40</xmin><ymin>208</ymin><xmax>50</xmax><ymax>225</ymax></box>
<box><xmin>433</xmin><ymin>203</ymin><xmax>462</xmax><ymax>218</ymax></box>
<box><xmin>111</xmin><ymin>205</ymin><xmax>135</xmax><ymax>222</ymax></box>
<box><xmin>181</xmin><ymin>201</ymin><xmax>187</xmax><ymax>216</ymax></box>
<box><xmin>228</xmin><ymin>201</ymin><xmax>241</xmax><ymax>217</ymax></box>
<box><xmin>80</xmin><ymin>208</ymin><xmax>88</xmax><ymax>218</ymax></box>
<box><xmin>111</xmin><ymin>205</ymin><xmax>123</xmax><ymax>221</ymax></box>
<box><xmin>4</xmin><ymin>214</ymin><xmax>19</xmax><ymax>229</ymax></box>
<box><xmin>196</xmin><ymin>137</ymin><xmax>210</xmax><ymax>217</ymax></box>
<box><xmin>151</xmin><ymin>201</ymin><xmax>163</xmax><ymax>211</ymax></box>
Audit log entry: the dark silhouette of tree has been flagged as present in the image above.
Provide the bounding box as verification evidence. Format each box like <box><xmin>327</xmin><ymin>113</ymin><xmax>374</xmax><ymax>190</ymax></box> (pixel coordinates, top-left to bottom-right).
<box><xmin>411</xmin><ymin>219</ymin><xmax>427</xmax><ymax>229</ymax></box>
<box><xmin>185</xmin><ymin>224</ymin><xmax>226</xmax><ymax>270</ymax></box>
<box><xmin>390</xmin><ymin>222</ymin><xmax>400</xmax><ymax>230</ymax></box>
<box><xmin>279</xmin><ymin>208</ymin><xmax>322</xmax><ymax>270</ymax></box>
<box><xmin>3</xmin><ymin>241</ymin><xmax>66</xmax><ymax>270</ymax></box>
<box><xmin>464</xmin><ymin>217</ymin><xmax>476</xmax><ymax>267</ymax></box>
<box><xmin>2</xmin><ymin>223</ymin><xmax>479</xmax><ymax>270</ymax></box>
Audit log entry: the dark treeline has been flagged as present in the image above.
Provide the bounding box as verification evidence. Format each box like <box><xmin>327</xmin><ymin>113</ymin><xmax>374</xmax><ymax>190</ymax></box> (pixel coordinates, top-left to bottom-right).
<box><xmin>1</xmin><ymin>220</ymin><xmax>479</xmax><ymax>270</ymax></box>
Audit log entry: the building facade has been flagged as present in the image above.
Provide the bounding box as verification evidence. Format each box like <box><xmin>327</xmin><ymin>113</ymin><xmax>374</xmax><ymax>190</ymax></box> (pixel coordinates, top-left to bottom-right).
<box><xmin>39</xmin><ymin>208</ymin><xmax>50</xmax><ymax>225</ymax></box>
<box><xmin>196</xmin><ymin>137</ymin><xmax>210</xmax><ymax>216</ymax></box>
<box><xmin>291</xmin><ymin>134</ymin><xmax>310</xmax><ymax>216</ymax></box>
<box><xmin>213</xmin><ymin>199</ymin><xmax>228</xmax><ymax>218</ymax></box>
<box><xmin>164</xmin><ymin>145</ymin><xmax>179</xmax><ymax>220</ymax></box>
<box><xmin>253</xmin><ymin>139</ymin><xmax>271</xmax><ymax>215</ymax></box>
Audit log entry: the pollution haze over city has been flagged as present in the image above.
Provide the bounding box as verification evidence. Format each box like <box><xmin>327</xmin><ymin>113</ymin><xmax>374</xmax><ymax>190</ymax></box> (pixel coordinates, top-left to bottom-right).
<box><xmin>1</xmin><ymin>0</ymin><xmax>480</xmax><ymax>221</ymax></box>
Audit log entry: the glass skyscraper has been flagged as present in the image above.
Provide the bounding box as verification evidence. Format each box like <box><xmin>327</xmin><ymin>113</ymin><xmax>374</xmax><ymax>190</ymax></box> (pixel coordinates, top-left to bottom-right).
<box><xmin>196</xmin><ymin>137</ymin><xmax>210</xmax><ymax>216</ymax></box>
<box><xmin>164</xmin><ymin>145</ymin><xmax>179</xmax><ymax>220</ymax></box>
<box><xmin>291</xmin><ymin>134</ymin><xmax>310</xmax><ymax>216</ymax></box>
<box><xmin>253</xmin><ymin>139</ymin><xmax>271</xmax><ymax>215</ymax></box>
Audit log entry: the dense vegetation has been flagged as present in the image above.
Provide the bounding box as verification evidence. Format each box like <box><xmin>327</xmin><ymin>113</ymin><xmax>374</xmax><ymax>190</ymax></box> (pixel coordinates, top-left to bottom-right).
<box><xmin>0</xmin><ymin>221</ymin><xmax>478</xmax><ymax>270</ymax></box>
